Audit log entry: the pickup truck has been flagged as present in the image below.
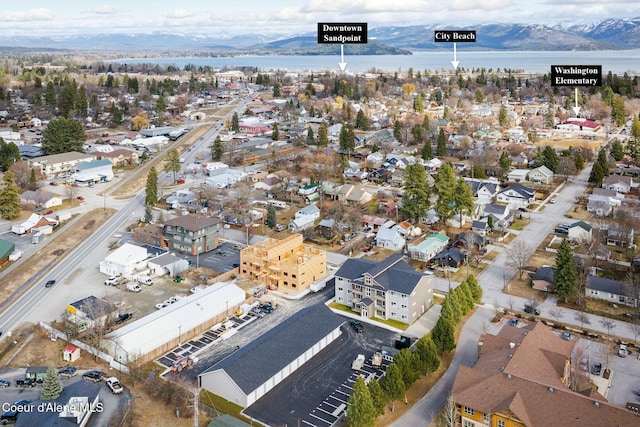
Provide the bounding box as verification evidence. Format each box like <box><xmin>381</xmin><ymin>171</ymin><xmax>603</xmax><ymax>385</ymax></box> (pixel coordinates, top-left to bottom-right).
<box><xmin>351</xmin><ymin>354</ymin><xmax>365</xmax><ymax>371</ymax></box>
<box><xmin>106</xmin><ymin>377</ymin><xmax>123</xmax><ymax>394</ymax></box>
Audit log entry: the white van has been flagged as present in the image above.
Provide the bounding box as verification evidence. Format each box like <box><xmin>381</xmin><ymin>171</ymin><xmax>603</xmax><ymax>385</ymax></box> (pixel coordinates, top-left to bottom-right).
<box><xmin>126</xmin><ymin>283</ymin><xmax>141</xmax><ymax>293</ymax></box>
<box><xmin>137</xmin><ymin>275</ymin><xmax>153</xmax><ymax>285</ymax></box>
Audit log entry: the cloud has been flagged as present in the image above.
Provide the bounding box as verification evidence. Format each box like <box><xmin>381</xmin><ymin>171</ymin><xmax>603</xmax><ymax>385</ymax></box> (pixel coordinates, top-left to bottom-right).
<box><xmin>89</xmin><ymin>5</ymin><xmax>122</xmax><ymax>15</ymax></box>
<box><xmin>449</xmin><ymin>0</ymin><xmax>513</xmax><ymax>12</ymax></box>
<box><xmin>4</xmin><ymin>8</ymin><xmax>54</xmax><ymax>22</ymax></box>
<box><xmin>167</xmin><ymin>9</ymin><xmax>197</xmax><ymax>19</ymax></box>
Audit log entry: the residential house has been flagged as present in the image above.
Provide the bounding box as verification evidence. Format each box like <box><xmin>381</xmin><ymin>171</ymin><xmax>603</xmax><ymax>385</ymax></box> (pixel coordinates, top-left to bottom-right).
<box><xmin>288</xmin><ymin>204</ymin><xmax>320</xmax><ymax>232</ymax></box>
<box><xmin>531</xmin><ymin>266</ymin><xmax>555</xmax><ymax>292</ymax></box>
<box><xmin>367</xmin><ymin>168</ymin><xmax>392</xmax><ymax>183</ymax></box>
<box><xmin>529</xmin><ymin>165</ymin><xmax>554</xmax><ymax>184</ymax></box>
<box><xmin>602</xmin><ymin>174</ymin><xmax>633</xmax><ymax>194</ymax></box>
<box><xmin>164</xmin><ymin>214</ymin><xmax>222</xmax><ymax>255</ymax></box>
<box><xmin>507</xmin><ymin>169</ymin><xmax>529</xmax><ymax>183</ymax></box>
<box><xmin>375</xmin><ymin>226</ymin><xmax>405</xmax><ymax>252</ymax></box>
<box><xmin>586</xmin><ymin>275</ymin><xmax>637</xmax><ymax>307</ymax></box>
<box><xmin>482</xmin><ymin>203</ymin><xmax>513</xmax><ymax>229</ymax></box>
<box><xmin>343</xmin><ymin>167</ymin><xmax>368</xmax><ymax>180</ymax></box>
<box><xmin>98</xmin><ymin>243</ymin><xmax>148</xmax><ymax>276</ymax></box>
<box><xmin>338</xmin><ymin>184</ymin><xmax>373</xmax><ymax>206</ymax></box>
<box><xmin>254</xmin><ymin>176</ymin><xmax>282</xmax><ymax>192</ymax></box>
<box><xmin>240</xmin><ymin>234</ymin><xmax>326</xmax><ymax>293</ymax></box>
<box><xmin>567</xmin><ymin>221</ymin><xmax>593</xmax><ymax>243</ymax></box>
<box><xmin>146</xmin><ymin>252</ymin><xmax>190</xmax><ymax>278</ymax></box>
<box><xmin>497</xmin><ymin>184</ymin><xmax>535</xmax><ymax>210</ymax></box>
<box><xmin>11</xmin><ymin>213</ymin><xmax>58</xmax><ymax>235</ymax></box>
<box><xmin>465</xmin><ymin>178</ymin><xmax>501</xmax><ymax>205</ymax></box>
<box><xmin>471</xmin><ymin>220</ymin><xmax>489</xmax><ymax>236</ymax></box>
<box><xmin>19</xmin><ymin>190</ymin><xmax>62</xmax><ymax>209</ymax></box>
<box><xmin>316</xmin><ymin>219</ymin><xmax>335</xmax><ymax>239</ymax></box>
<box><xmin>333</xmin><ymin>253</ymin><xmax>433</xmax><ymax>324</ymax></box>
<box><xmin>432</xmin><ymin>247</ymin><xmax>466</xmax><ymax>268</ymax></box>
<box><xmin>362</xmin><ymin>215</ymin><xmax>387</xmax><ymax>231</ymax></box>
<box><xmin>407</xmin><ymin>233</ymin><xmax>449</xmax><ymax>262</ymax></box>
<box><xmin>452</xmin><ymin>322</ymin><xmax>638</xmax><ymax>427</ymax></box>
<box><xmin>66</xmin><ymin>295</ymin><xmax>117</xmax><ymax>332</ymax></box>
<box><xmin>96</xmin><ymin>148</ymin><xmax>139</xmax><ymax>167</ymax></box>
<box><xmin>298</xmin><ymin>183</ymin><xmax>318</xmax><ymax>196</ymax></box>
<box><xmin>379</xmin><ymin>201</ymin><xmax>398</xmax><ymax>216</ymax></box>
<box><xmin>606</xmin><ymin>225</ymin><xmax>634</xmax><ymax>248</ymax></box>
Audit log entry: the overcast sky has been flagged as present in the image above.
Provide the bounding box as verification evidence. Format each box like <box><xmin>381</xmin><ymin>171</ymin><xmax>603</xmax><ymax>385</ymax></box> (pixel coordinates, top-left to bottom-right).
<box><xmin>3</xmin><ymin>0</ymin><xmax>639</xmax><ymax>36</ymax></box>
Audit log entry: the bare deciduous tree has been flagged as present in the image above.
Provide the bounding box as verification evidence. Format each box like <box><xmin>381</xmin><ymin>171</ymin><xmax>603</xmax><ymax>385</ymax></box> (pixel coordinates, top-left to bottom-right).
<box><xmin>599</xmin><ymin>318</ymin><xmax>616</xmax><ymax>337</ymax></box>
<box><xmin>506</xmin><ymin>241</ymin><xmax>534</xmax><ymax>279</ymax></box>
<box><xmin>574</xmin><ymin>312</ymin><xmax>591</xmax><ymax>331</ymax></box>
<box><xmin>628</xmin><ymin>321</ymin><xmax>640</xmax><ymax>345</ymax></box>
<box><xmin>549</xmin><ymin>308</ymin><xmax>564</xmax><ymax>324</ymax></box>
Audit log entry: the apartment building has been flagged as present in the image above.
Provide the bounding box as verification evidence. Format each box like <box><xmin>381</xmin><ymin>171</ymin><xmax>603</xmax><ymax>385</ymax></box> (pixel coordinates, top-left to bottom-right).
<box><xmin>163</xmin><ymin>214</ymin><xmax>221</xmax><ymax>256</ymax></box>
<box><xmin>239</xmin><ymin>234</ymin><xmax>326</xmax><ymax>293</ymax></box>
<box><xmin>333</xmin><ymin>253</ymin><xmax>433</xmax><ymax>324</ymax></box>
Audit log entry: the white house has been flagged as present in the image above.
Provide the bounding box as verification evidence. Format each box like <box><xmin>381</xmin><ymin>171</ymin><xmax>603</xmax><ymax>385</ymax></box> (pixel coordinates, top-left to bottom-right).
<box><xmin>19</xmin><ymin>190</ymin><xmax>62</xmax><ymax>208</ymax></box>
<box><xmin>497</xmin><ymin>184</ymin><xmax>535</xmax><ymax>210</ymax></box>
<box><xmin>288</xmin><ymin>205</ymin><xmax>320</xmax><ymax>232</ymax></box>
<box><xmin>295</xmin><ymin>204</ymin><xmax>321</xmax><ymax>221</ymax></box>
<box><xmin>602</xmin><ymin>175</ymin><xmax>633</xmax><ymax>194</ymax></box>
<box><xmin>529</xmin><ymin>165</ymin><xmax>554</xmax><ymax>184</ymax></box>
<box><xmin>567</xmin><ymin>221</ymin><xmax>593</xmax><ymax>243</ymax></box>
<box><xmin>98</xmin><ymin>243</ymin><xmax>148</xmax><ymax>276</ymax></box>
<box><xmin>375</xmin><ymin>226</ymin><xmax>405</xmax><ymax>251</ymax></box>
<box><xmin>407</xmin><ymin>233</ymin><xmax>449</xmax><ymax>262</ymax></box>
<box><xmin>507</xmin><ymin>169</ymin><xmax>529</xmax><ymax>183</ymax></box>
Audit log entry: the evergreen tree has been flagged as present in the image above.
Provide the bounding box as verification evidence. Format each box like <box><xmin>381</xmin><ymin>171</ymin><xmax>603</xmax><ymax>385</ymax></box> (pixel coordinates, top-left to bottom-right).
<box><xmin>499</xmin><ymin>151</ymin><xmax>510</xmax><ymax>177</ymax></box>
<box><xmin>212</xmin><ymin>136</ymin><xmax>223</xmax><ymax>161</ymax></box>
<box><xmin>545</xmin><ymin>106</ymin><xmax>555</xmax><ymax>127</ymax></box>
<box><xmin>41</xmin><ymin>117</ymin><xmax>86</xmax><ymax>155</ymax></box>
<box><xmin>28</xmin><ymin>168</ymin><xmax>38</xmax><ymax>191</ymax></box>
<box><xmin>401</xmin><ymin>163</ymin><xmax>431</xmax><ymax>221</ymax></box>
<box><xmin>145</xmin><ymin>166</ymin><xmax>158</xmax><ymax>206</ymax></box>
<box><xmin>411</xmin><ymin>124</ymin><xmax>424</xmax><ymax>145</ymax></box>
<box><xmin>610</xmin><ymin>140</ymin><xmax>624</xmax><ymax>161</ymax></box>
<box><xmin>231</xmin><ymin>112</ymin><xmax>240</xmax><ymax>132</ymax></box>
<box><xmin>541</xmin><ymin>145</ymin><xmax>558</xmax><ymax>172</ymax></box>
<box><xmin>422</xmin><ymin>114</ymin><xmax>430</xmax><ymax>132</ymax></box>
<box><xmin>367</xmin><ymin>379</ymin><xmax>386</xmax><ymax>417</ymax></box>
<box><xmin>156</xmin><ymin>94</ymin><xmax>166</xmax><ymax>123</ymax></box>
<box><xmin>467</xmin><ymin>274</ymin><xmax>483</xmax><ymax>302</ymax></box>
<box><xmin>611</xmin><ymin>95</ymin><xmax>626</xmax><ymax>126</ymax></box>
<box><xmin>45</xmin><ymin>81</ymin><xmax>56</xmax><ymax>110</ymax></box>
<box><xmin>588</xmin><ymin>161</ymin><xmax>605</xmax><ymax>186</ymax></box>
<box><xmin>144</xmin><ymin>205</ymin><xmax>153</xmax><ymax>223</ymax></box>
<box><xmin>498</xmin><ymin>104</ymin><xmax>508</xmax><ymax>126</ymax></box>
<box><xmin>414</xmin><ymin>94</ymin><xmax>424</xmax><ymax>112</ymax></box>
<box><xmin>272</xmin><ymin>82</ymin><xmax>281</xmax><ymax>97</ymax></box>
<box><xmin>40</xmin><ymin>365</ymin><xmax>63</xmax><ymax>401</ymax></box>
<box><xmin>0</xmin><ymin>171</ymin><xmax>20</xmax><ymax>220</ymax></box>
<box><xmin>596</xmin><ymin>147</ymin><xmax>609</xmax><ymax>175</ymax></box>
<box><xmin>266</xmin><ymin>204</ymin><xmax>277</xmax><ymax>229</ymax></box>
<box><xmin>393</xmin><ymin>119</ymin><xmax>402</xmax><ymax>141</ymax></box>
<box><xmin>553</xmin><ymin>239</ymin><xmax>578</xmax><ymax>303</ymax></box>
<box><xmin>432</xmin><ymin>316</ymin><xmax>456</xmax><ymax>355</ymax></box>
<box><xmin>394</xmin><ymin>348</ymin><xmax>420</xmax><ymax>387</ymax></box>
<box><xmin>421</xmin><ymin>141</ymin><xmax>433</xmax><ymax>161</ymax></box>
<box><xmin>306</xmin><ymin>127</ymin><xmax>315</xmax><ymax>145</ymax></box>
<box><xmin>76</xmin><ymin>85</ymin><xmax>88</xmax><ymax>118</ymax></box>
<box><xmin>453</xmin><ymin>177</ymin><xmax>474</xmax><ymax>228</ymax></box>
<box><xmin>573</xmin><ymin>151</ymin><xmax>584</xmax><ymax>171</ymax></box>
<box><xmin>317</xmin><ymin>123</ymin><xmax>329</xmax><ymax>147</ymax></box>
<box><xmin>434</xmin><ymin>163</ymin><xmax>456</xmax><ymax>220</ymax></box>
<box><xmin>423</xmin><ymin>336</ymin><xmax>441</xmax><ymax>372</ymax></box>
<box><xmin>347</xmin><ymin>376</ymin><xmax>376</xmax><ymax>427</ymax></box>
<box><xmin>440</xmin><ymin>297</ymin><xmax>460</xmax><ymax>324</ymax></box>
<box><xmin>458</xmin><ymin>280</ymin><xmax>476</xmax><ymax>312</ymax></box>
<box><xmin>339</xmin><ymin>123</ymin><xmax>355</xmax><ymax>152</ymax></box>
<box><xmin>380</xmin><ymin>363</ymin><xmax>405</xmax><ymax>412</ymax></box>
<box><xmin>271</xmin><ymin>122</ymin><xmax>279</xmax><ymax>141</ymax></box>
<box><xmin>164</xmin><ymin>148</ymin><xmax>182</xmax><ymax>183</ymax></box>
<box><xmin>356</xmin><ymin>109</ymin><xmax>369</xmax><ymax>130</ymax></box>
<box><xmin>436</xmin><ymin>128</ymin><xmax>447</xmax><ymax>157</ymax></box>
<box><xmin>0</xmin><ymin>138</ymin><xmax>21</xmax><ymax>171</ymax></box>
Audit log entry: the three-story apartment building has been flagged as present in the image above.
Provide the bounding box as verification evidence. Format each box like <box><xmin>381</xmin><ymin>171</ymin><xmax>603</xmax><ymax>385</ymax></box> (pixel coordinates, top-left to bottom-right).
<box><xmin>163</xmin><ymin>214</ymin><xmax>221</xmax><ymax>256</ymax></box>
<box><xmin>334</xmin><ymin>253</ymin><xmax>433</xmax><ymax>324</ymax></box>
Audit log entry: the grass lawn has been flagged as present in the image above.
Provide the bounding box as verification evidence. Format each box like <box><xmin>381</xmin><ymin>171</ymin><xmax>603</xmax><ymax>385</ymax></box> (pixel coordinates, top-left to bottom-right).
<box><xmin>200</xmin><ymin>390</ymin><xmax>253</xmax><ymax>423</ymax></box>
<box><xmin>328</xmin><ymin>302</ymin><xmax>408</xmax><ymax>330</ymax></box>
<box><xmin>510</xmin><ymin>218</ymin><xmax>531</xmax><ymax>231</ymax></box>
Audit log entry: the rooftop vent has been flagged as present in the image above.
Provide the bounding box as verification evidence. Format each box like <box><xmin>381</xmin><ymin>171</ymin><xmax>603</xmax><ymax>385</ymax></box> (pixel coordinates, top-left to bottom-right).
<box><xmin>594</xmin><ymin>402</ymin><xmax>600</xmax><ymax>407</ymax></box>
<box><xmin>506</xmin><ymin>374</ymin><xmax>512</xmax><ymax>379</ymax></box>
<box><xmin>509</xmin><ymin>342</ymin><xmax>516</xmax><ymax>349</ymax></box>
<box><xmin>548</xmin><ymin>387</ymin><xmax>554</xmax><ymax>393</ymax></box>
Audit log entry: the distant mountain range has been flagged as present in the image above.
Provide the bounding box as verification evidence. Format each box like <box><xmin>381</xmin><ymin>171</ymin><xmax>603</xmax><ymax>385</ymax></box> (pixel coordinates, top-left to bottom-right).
<box><xmin>1</xmin><ymin>17</ymin><xmax>640</xmax><ymax>54</ymax></box>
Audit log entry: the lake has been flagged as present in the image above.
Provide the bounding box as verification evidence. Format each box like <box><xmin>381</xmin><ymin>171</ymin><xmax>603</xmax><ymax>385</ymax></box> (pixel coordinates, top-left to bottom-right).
<box><xmin>114</xmin><ymin>50</ymin><xmax>640</xmax><ymax>75</ymax></box>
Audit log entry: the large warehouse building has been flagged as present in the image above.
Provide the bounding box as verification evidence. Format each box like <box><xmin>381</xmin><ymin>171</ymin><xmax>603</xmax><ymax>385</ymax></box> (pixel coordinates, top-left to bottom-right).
<box><xmin>198</xmin><ymin>304</ymin><xmax>344</xmax><ymax>408</ymax></box>
<box><xmin>105</xmin><ymin>281</ymin><xmax>245</xmax><ymax>364</ymax></box>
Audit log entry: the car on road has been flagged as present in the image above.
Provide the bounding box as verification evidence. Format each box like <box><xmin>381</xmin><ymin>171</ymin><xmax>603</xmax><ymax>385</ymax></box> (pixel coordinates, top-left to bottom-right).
<box><xmin>591</xmin><ymin>362</ymin><xmax>602</xmax><ymax>376</ymax></box>
<box><xmin>0</xmin><ymin>379</ymin><xmax>9</xmax><ymax>388</ymax></box>
<box><xmin>45</xmin><ymin>279</ymin><xmax>56</xmax><ymax>288</ymax></box>
<box><xmin>550</xmin><ymin>198</ymin><xmax>557</xmax><ymax>204</ymax></box>
<box><xmin>58</xmin><ymin>367</ymin><xmax>77</xmax><ymax>378</ymax></box>
<box><xmin>82</xmin><ymin>370</ymin><xmax>105</xmax><ymax>382</ymax></box>
<box><xmin>350</xmin><ymin>319</ymin><xmax>364</xmax><ymax>333</ymax></box>
<box><xmin>76</xmin><ymin>195</ymin><xmax>84</xmax><ymax>201</ymax></box>
<box><xmin>49</xmin><ymin>181</ymin><xmax>58</xmax><ymax>186</ymax></box>
<box><xmin>523</xmin><ymin>305</ymin><xmax>540</xmax><ymax>315</ymax></box>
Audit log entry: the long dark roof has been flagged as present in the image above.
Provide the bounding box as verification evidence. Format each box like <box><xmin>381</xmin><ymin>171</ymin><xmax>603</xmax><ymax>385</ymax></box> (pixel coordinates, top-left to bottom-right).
<box><xmin>200</xmin><ymin>304</ymin><xmax>344</xmax><ymax>394</ymax></box>
<box><xmin>586</xmin><ymin>275</ymin><xmax>630</xmax><ymax>297</ymax></box>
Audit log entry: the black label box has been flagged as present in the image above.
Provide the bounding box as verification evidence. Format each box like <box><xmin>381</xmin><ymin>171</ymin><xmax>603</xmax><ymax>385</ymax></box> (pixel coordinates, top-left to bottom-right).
<box><xmin>434</xmin><ymin>30</ymin><xmax>476</xmax><ymax>42</ymax></box>
<box><xmin>318</xmin><ymin>23</ymin><xmax>368</xmax><ymax>44</ymax></box>
<box><xmin>551</xmin><ymin>65</ymin><xmax>602</xmax><ymax>86</ymax></box>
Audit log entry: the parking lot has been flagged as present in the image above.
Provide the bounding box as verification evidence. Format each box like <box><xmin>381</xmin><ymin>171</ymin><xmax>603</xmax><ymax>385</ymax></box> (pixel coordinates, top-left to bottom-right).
<box><xmin>183</xmin><ymin>240</ymin><xmax>242</xmax><ymax>273</ymax></box>
<box><xmin>244</xmin><ymin>319</ymin><xmax>398</xmax><ymax>427</ymax></box>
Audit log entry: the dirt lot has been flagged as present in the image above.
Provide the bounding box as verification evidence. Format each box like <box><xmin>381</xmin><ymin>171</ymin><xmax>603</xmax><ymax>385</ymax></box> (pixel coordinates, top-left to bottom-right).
<box><xmin>537</xmin><ymin>136</ymin><xmax>603</xmax><ymax>152</ymax></box>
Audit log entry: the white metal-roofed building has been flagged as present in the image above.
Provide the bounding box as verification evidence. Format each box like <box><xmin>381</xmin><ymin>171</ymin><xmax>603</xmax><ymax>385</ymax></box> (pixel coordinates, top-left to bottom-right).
<box><xmin>105</xmin><ymin>281</ymin><xmax>245</xmax><ymax>363</ymax></box>
<box><xmin>198</xmin><ymin>304</ymin><xmax>344</xmax><ymax>408</ymax></box>
<box><xmin>70</xmin><ymin>159</ymin><xmax>114</xmax><ymax>184</ymax></box>
<box><xmin>98</xmin><ymin>243</ymin><xmax>148</xmax><ymax>276</ymax></box>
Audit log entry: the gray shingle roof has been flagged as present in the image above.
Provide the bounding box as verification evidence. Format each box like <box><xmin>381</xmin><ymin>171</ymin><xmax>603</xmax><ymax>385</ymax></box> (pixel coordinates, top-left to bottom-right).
<box><xmin>334</xmin><ymin>258</ymin><xmax>377</xmax><ymax>280</ymax></box>
<box><xmin>586</xmin><ymin>275</ymin><xmax>629</xmax><ymax>297</ymax></box>
<box><xmin>335</xmin><ymin>254</ymin><xmax>426</xmax><ymax>295</ymax></box>
<box><xmin>200</xmin><ymin>304</ymin><xmax>344</xmax><ymax>394</ymax></box>
<box><xmin>532</xmin><ymin>266</ymin><xmax>555</xmax><ymax>284</ymax></box>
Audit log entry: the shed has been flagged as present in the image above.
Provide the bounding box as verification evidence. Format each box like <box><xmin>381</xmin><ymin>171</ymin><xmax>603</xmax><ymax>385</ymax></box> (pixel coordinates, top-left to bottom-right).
<box><xmin>63</xmin><ymin>345</ymin><xmax>81</xmax><ymax>362</ymax></box>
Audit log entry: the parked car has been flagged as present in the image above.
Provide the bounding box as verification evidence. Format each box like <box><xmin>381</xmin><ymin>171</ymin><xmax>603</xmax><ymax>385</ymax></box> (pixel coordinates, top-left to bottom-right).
<box><xmin>0</xmin><ymin>379</ymin><xmax>9</xmax><ymax>388</ymax></box>
<box><xmin>0</xmin><ymin>410</ymin><xmax>18</xmax><ymax>424</ymax></box>
<box><xmin>550</xmin><ymin>198</ymin><xmax>557</xmax><ymax>204</ymax></box>
<box><xmin>523</xmin><ymin>305</ymin><xmax>540</xmax><ymax>315</ymax></box>
<box><xmin>619</xmin><ymin>344</ymin><xmax>629</xmax><ymax>357</ymax></box>
<box><xmin>44</xmin><ymin>210</ymin><xmax>54</xmax><ymax>215</ymax></box>
<box><xmin>350</xmin><ymin>319</ymin><xmax>364</xmax><ymax>333</ymax></box>
<box><xmin>591</xmin><ymin>362</ymin><xmax>602</xmax><ymax>376</ymax></box>
<box><xmin>232</xmin><ymin>262</ymin><xmax>240</xmax><ymax>268</ymax></box>
<box><xmin>16</xmin><ymin>377</ymin><xmax>35</xmax><ymax>388</ymax></box>
<box><xmin>259</xmin><ymin>303</ymin><xmax>274</xmax><ymax>313</ymax></box>
<box><xmin>76</xmin><ymin>195</ymin><xmax>84</xmax><ymax>201</ymax></box>
<box><xmin>114</xmin><ymin>313</ymin><xmax>133</xmax><ymax>325</ymax></box>
<box><xmin>49</xmin><ymin>181</ymin><xmax>58</xmax><ymax>186</ymax></box>
<box><xmin>560</xmin><ymin>332</ymin><xmax>572</xmax><ymax>341</ymax></box>
<box><xmin>251</xmin><ymin>308</ymin><xmax>265</xmax><ymax>318</ymax></box>
<box><xmin>82</xmin><ymin>370</ymin><xmax>104</xmax><ymax>382</ymax></box>
<box><xmin>45</xmin><ymin>280</ymin><xmax>56</xmax><ymax>288</ymax></box>
<box><xmin>57</xmin><ymin>367</ymin><xmax>77</xmax><ymax>378</ymax></box>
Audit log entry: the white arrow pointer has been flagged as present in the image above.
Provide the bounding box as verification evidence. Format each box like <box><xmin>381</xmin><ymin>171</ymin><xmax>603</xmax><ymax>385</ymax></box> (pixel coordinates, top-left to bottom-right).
<box><xmin>572</xmin><ymin>87</ymin><xmax>581</xmax><ymax>116</ymax></box>
<box><xmin>339</xmin><ymin>44</ymin><xmax>347</xmax><ymax>71</ymax></box>
<box><xmin>451</xmin><ymin>42</ymin><xmax>459</xmax><ymax>70</ymax></box>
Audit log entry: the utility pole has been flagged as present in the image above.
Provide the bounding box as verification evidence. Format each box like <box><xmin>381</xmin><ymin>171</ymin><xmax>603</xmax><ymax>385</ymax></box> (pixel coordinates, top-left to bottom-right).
<box><xmin>192</xmin><ymin>387</ymin><xmax>200</xmax><ymax>427</ymax></box>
